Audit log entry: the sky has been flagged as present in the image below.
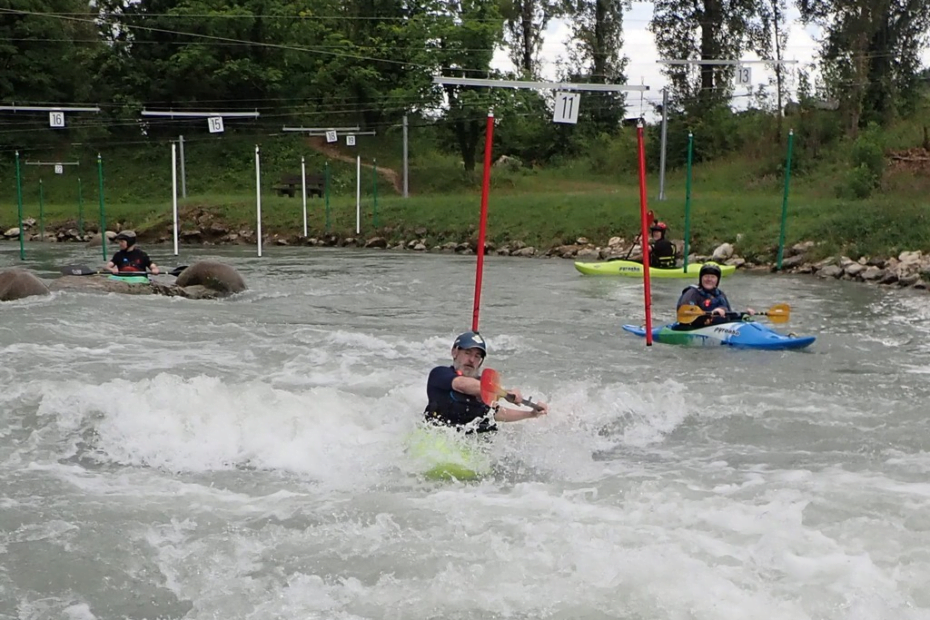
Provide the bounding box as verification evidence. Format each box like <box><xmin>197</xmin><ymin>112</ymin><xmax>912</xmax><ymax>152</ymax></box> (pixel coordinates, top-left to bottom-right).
<box><xmin>491</xmin><ymin>3</ymin><xmax>930</xmax><ymax>117</ymax></box>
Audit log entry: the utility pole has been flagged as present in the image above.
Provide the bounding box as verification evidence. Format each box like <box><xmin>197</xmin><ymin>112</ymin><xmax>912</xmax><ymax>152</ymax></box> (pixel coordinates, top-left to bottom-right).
<box><xmin>658</xmin><ymin>88</ymin><xmax>668</xmax><ymax>201</ymax></box>
<box><xmin>402</xmin><ymin>115</ymin><xmax>409</xmax><ymax>198</ymax></box>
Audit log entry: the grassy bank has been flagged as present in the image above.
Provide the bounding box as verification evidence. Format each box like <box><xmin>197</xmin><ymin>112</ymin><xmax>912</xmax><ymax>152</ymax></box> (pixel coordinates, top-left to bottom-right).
<box><xmin>2</xmin><ymin>104</ymin><xmax>930</xmax><ymax>263</ymax></box>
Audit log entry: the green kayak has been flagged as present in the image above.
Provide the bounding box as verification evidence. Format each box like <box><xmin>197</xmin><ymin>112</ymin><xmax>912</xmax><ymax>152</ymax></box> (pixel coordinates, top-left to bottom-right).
<box><xmin>406</xmin><ymin>425</ymin><xmax>491</xmax><ymax>481</ymax></box>
<box><xmin>107</xmin><ymin>274</ymin><xmax>150</xmax><ymax>285</ymax></box>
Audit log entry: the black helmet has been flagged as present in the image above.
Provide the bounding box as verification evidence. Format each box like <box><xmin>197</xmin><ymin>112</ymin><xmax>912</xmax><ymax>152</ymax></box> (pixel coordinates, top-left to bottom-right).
<box><xmin>699</xmin><ymin>263</ymin><xmax>722</xmax><ymax>281</ymax></box>
<box><xmin>452</xmin><ymin>331</ymin><xmax>487</xmax><ymax>358</ymax></box>
<box><xmin>114</xmin><ymin>230</ymin><xmax>137</xmax><ymax>247</ymax></box>
<box><xmin>650</xmin><ymin>221</ymin><xmax>669</xmax><ymax>234</ymax></box>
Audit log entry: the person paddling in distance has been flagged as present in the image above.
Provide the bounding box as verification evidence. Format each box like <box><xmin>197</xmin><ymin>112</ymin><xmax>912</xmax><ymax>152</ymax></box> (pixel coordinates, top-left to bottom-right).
<box><xmin>676</xmin><ymin>263</ymin><xmax>754</xmax><ymax>327</ymax></box>
<box><xmin>424</xmin><ymin>331</ymin><xmax>549</xmax><ymax>433</ymax></box>
<box><xmin>106</xmin><ymin>231</ymin><xmax>160</xmax><ymax>275</ymax></box>
<box><xmin>648</xmin><ymin>221</ymin><xmax>678</xmax><ymax>269</ymax></box>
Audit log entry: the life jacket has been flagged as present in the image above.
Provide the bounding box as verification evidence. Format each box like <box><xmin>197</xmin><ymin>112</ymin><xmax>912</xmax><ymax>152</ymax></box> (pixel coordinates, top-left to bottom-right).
<box><xmin>679</xmin><ymin>284</ymin><xmax>730</xmax><ymax>313</ymax></box>
<box><xmin>424</xmin><ymin>391</ymin><xmax>497</xmax><ymax>433</ymax></box>
<box><xmin>650</xmin><ymin>239</ymin><xmax>677</xmax><ymax>269</ymax></box>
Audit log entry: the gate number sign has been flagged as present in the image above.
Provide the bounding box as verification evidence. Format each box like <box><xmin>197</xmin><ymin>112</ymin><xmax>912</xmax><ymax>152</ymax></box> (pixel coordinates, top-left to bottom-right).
<box><xmin>49</xmin><ymin>111</ymin><xmax>65</xmax><ymax>128</ymax></box>
<box><xmin>736</xmin><ymin>66</ymin><xmax>752</xmax><ymax>85</ymax></box>
<box><xmin>553</xmin><ymin>92</ymin><xmax>580</xmax><ymax>125</ymax></box>
<box><xmin>207</xmin><ymin>116</ymin><xmax>225</xmax><ymax>133</ymax></box>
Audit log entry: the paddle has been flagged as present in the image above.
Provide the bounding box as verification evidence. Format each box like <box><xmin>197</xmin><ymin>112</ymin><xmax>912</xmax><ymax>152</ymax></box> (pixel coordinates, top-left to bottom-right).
<box><xmin>59</xmin><ymin>264</ymin><xmax>188</xmax><ymax>277</ymax></box>
<box><xmin>614</xmin><ymin>209</ymin><xmax>656</xmax><ymax>262</ymax></box>
<box><xmin>676</xmin><ymin>303</ymin><xmax>791</xmax><ymax>325</ymax></box>
<box><xmin>479</xmin><ymin>368</ymin><xmax>545</xmax><ymax>412</ymax></box>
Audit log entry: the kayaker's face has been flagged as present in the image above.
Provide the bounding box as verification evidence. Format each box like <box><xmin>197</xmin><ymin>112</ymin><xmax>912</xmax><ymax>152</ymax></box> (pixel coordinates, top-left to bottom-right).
<box><xmin>700</xmin><ymin>274</ymin><xmax>719</xmax><ymax>290</ymax></box>
<box><xmin>118</xmin><ymin>239</ymin><xmax>129</xmax><ymax>251</ymax></box>
<box><xmin>452</xmin><ymin>346</ymin><xmax>484</xmax><ymax>377</ymax></box>
<box><xmin>651</xmin><ymin>230</ymin><xmax>662</xmax><ymax>241</ymax></box>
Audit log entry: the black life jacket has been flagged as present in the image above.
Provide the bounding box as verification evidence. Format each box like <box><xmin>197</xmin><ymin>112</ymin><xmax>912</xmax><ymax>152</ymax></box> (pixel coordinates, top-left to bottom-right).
<box><xmin>650</xmin><ymin>238</ymin><xmax>677</xmax><ymax>269</ymax></box>
<box><xmin>424</xmin><ymin>391</ymin><xmax>497</xmax><ymax>433</ymax></box>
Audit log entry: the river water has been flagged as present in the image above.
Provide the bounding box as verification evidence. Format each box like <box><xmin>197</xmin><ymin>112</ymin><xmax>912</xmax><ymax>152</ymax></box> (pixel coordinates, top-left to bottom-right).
<box><xmin>1</xmin><ymin>243</ymin><xmax>928</xmax><ymax>620</ymax></box>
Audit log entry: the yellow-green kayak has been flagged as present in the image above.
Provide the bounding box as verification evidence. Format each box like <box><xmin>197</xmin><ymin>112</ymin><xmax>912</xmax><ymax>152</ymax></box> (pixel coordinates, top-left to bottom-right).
<box><xmin>405</xmin><ymin>425</ymin><xmax>491</xmax><ymax>481</ymax></box>
<box><xmin>574</xmin><ymin>260</ymin><xmax>736</xmax><ymax>278</ymax></box>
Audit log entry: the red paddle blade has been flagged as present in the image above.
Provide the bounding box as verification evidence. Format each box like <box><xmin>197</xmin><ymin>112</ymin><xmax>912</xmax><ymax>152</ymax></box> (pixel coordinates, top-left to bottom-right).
<box><xmin>480</xmin><ymin>368</ymin><xmax>503</xmax><ymax>406</ymax></box>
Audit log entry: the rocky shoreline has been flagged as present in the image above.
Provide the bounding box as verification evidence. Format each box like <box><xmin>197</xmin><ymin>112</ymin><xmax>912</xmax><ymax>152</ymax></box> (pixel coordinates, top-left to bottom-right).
<box><xmin>4</xmin><ymin>216</ymin><xmax>929</xmax><ymax>293</ymax></box>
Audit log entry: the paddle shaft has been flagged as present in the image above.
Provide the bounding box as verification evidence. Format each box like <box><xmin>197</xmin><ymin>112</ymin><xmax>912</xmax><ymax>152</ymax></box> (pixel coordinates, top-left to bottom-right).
<box><xmin>60</xmin><ymin>264</ymin><xmax>187</xmax><ymax>277</ymax></box>
<box><xmin>677</xmin><ymin>303</ymin><xmax>790</xmax><ymax>325</ymax></box>
<box><xmin>504</xmin><ymin>393</ymin><xmax>545</xmax><ymax>412</ymax></box>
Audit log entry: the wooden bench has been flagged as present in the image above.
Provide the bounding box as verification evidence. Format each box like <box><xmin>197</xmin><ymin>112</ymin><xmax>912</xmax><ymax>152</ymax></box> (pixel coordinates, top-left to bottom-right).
<box><xmin>273</xmin><ymin>173</ymin><xmax>326</xmax><ymax>198</ymax></box>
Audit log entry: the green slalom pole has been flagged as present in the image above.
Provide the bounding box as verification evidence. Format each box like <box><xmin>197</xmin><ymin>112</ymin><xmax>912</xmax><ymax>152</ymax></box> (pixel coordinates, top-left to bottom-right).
<box><xmin>77</xmin><ymin>177</ymin><xmax>84</xmax><ymax>235</ymax></box>
<box><xmin>39</xmin><ymin>179</ymin><xmax>45</xmax><ymax>241</ymax></box>
<box><xmin>324</xmin><ymin>161</ymin><xmax>331</xmax><ymax>233</ymax></box>
<box><xmin>682</xmin><ymin>132</ymin><xmax>694</xmax><ymax>271</ymax></box>
<box><xmin>15</xmin><ymin>151</ymin><xmax>25</xmax><ymax>260</ymax></box>
<box><xmin>97</xmin><ymin>154</ymin><xmax>107</xmax><ymax>261</ymax></box>
<box><xmin>372</xmin><ymin>158</ymin><xmax>379</xmax><ymax>228</ymax></box>
<box><xmin>775</xmin><ymin>129</ymin><xmax>795</xmax><ymax>270</ymax></box>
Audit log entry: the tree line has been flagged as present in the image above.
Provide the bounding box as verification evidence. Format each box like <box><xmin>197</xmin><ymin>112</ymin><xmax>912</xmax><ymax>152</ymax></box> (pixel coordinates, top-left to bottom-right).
<box><xmin>1</xmin><ymin>0</ymin><xmax>928</xmax><ymax>172</ymax></box>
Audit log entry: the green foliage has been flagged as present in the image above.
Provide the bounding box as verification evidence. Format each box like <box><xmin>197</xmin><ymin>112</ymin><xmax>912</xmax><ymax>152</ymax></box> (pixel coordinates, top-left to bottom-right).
<box><xmin>834</xmin><ymin>125</ymin><xmax>885</xmax><ymax>199</ymax></box>
<box><xmin>584</xmin><ymin>131</ymin><xmax>639</xmax><ymax>175</ymax></box>
<box><xmin>849</xmin><ymin>126</ymin><xmax>885</xmax><ymax>180</ymax></box>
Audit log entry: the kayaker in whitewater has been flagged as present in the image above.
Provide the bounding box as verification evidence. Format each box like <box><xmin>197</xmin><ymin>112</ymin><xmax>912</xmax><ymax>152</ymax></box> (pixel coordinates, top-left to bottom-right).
<box><xmin>676</xmin><ymin>264</ymin><xmax>753</xmax><ymax>327</ymax></box>
<box><xmin>424</xmin><ymin>331</ymin><xmax>548</xmax><ymax>433</ymax></box>
<box><xmin>648</xmin><ymin>221</ymin><xmax>677</xmax><ymax>268</ymax></box>
<box><xmin>106</xmin><ymin>231</ymin><xmax>160</xmax><ymax>274</ymax></box>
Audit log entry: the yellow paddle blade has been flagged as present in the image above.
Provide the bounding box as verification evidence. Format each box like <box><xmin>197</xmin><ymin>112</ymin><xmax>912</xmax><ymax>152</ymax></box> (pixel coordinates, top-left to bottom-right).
<box><xmin>676</xmin><ymin>304</ymin><xmax>706</xmax><ymax>324</ymax></box>
<box><xmin>763</xmin><ymin>303</ymin><xmax>791</xmax><ymax>324</ymax></box>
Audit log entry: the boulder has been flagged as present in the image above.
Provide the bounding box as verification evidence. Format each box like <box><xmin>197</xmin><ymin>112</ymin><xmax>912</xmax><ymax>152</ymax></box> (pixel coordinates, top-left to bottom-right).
<box><xmin>818</xmin><ymin>265</ymin><xmax>844</xmax><ymax>279</ymax></box>
<box><xmin>844</xmin><ymin>263</ymin><xmax>866</xmax><ymax>278</ymax></box>
<box><xmin>175</xmin><ymin>261</ymin><xmax>247</xmax><ymax>295</ymax></box>
<box><xmin>712</xmin><ymin>243</ymin><xmax>734</xmax><ymax>261</ymax></box>
<box><xmin>0</xmin><ymin>269</ymin><xmax>50</xmax><ymax>301</ymax></box>
<box><xmin>576</xmin><ymin>247</ymin><xmax>600</xmax><ymax>260</ymax></box>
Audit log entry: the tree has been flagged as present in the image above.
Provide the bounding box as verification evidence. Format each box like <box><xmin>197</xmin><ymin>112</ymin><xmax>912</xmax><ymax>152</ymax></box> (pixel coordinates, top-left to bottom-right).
<box><xmin>501</xmin><ymin>0</ymin><xmax>561</xmax><ymax>77</ymax></box>
<box><xmin>0</xmin><ymin>1</ymin><xmax>101</xmax><ymax>104</ymax></box>
<box><xmin>561</xmin><ymin>0</ymin><xmax>629</xmax><ymax>134</ymax></box>
<box><xmin>798</xmin><ymin>0</ymin><xmax>930</xmax><ymax>133</ymax></box>
<box><xmin>650</xmin><ymin>0</ymin><xmax>770</xmax><ymax>109</ymax></box>
<box><xmin>429</xmin><ymin>0</ymin><xmax>504</xmax><ymax>172</ymax></box>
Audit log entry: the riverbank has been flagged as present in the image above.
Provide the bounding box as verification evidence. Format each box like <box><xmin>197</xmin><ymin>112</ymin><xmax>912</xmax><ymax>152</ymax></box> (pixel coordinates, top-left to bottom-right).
<box><xmin>5</xmin><ymin>206</ymin><xmax>928</xmax><ymax>294</ymax></box>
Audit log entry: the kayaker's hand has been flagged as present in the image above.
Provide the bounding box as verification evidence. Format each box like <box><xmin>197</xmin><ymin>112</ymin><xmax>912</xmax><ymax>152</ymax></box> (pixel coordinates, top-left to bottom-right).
<box><xmin>711</xmin><ymin>307</ymin><xmax>726</xmax><ymax>317</ymax></box>
<box><xmin>531</xmin><ymin>401</ymin><xmax>549</xmax><ymax>417</ymax></box>
<box><xmin>745</xmin><ymin>307</ymin><xmax>756</xmax><ymax>315</ymax></box>
<box><xmin>505</xmin><ymin>390</ymin><xmax>524</xmax><ymax>405</ymax></box>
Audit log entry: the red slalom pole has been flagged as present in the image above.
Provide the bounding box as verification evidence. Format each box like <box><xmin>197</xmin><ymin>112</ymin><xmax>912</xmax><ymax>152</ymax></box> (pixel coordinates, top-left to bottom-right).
<box><xmin>472</xmin><ymin>110</ymin><xmax>495</xmax><ymax>332</ymax></box>
<box><xmin>636</xmin><ymin>121</ymin><xmax>654</xmax><ymax>346</ymax></box>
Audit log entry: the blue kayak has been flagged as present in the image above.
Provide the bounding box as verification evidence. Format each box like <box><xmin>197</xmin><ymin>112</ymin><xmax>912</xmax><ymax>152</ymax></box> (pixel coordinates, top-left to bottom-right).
<box><xmin>622</xmin><ymin>321</ymin><xmax>815</xmax><ymax>350</ymax></box>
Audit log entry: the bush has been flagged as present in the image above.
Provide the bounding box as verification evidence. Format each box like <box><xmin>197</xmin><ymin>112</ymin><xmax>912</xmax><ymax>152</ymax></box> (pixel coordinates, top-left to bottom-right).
<box><xmin>837</xmin><ymin>163</ymin><xmax>879</xmax><ymax>199</ymax></box>
<box><xmin>850</xmin><ymin>131</ymin><xmax>885</xmax><ymax>180</ymax></box>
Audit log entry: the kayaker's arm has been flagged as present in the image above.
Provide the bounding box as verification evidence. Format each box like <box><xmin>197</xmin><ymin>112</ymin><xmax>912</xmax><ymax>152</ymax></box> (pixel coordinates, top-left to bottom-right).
<box><xmin>494</xmin><ymin>401</ymin><xmax>549</xmax><ymax>421</ymax></box>
<box><xmin>451</xmin><ymin>375</ymin><xmax>482</xmax><ymax>397</ymax></box>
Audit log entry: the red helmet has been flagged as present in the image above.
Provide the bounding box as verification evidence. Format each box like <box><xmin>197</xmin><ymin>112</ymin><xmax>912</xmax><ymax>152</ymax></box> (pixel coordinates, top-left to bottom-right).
<box><xmin>650</xmin><ymin>221</ymin><xmax>668</xmax><ymax>233</ymax></box>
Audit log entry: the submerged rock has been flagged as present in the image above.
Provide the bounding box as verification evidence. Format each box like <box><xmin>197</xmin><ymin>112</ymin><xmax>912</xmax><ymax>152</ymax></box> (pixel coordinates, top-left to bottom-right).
<box><xmin>175</xmin><ymin>260</ymin><xmax>247</xmax><ymax>294</ymax></box>
<box><xmin>0</xmin><ymin>269</ymin><xmax>50</xmax><ymax>301</ymax></box>
<box><xmin>48</xmin><ymin>261</ymin><xmax>246</xmax><ymax>299</ymax></box>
